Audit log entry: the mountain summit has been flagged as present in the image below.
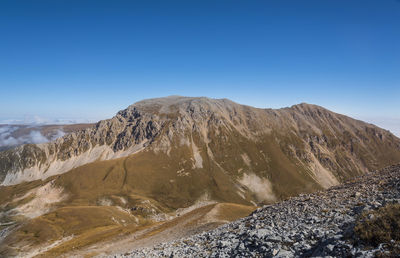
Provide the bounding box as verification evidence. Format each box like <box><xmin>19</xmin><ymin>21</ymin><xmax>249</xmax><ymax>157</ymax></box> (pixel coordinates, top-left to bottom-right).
<box><xmin>1</xmin><ymin>96</ymin><xmax>400</xmax><ymax>256</ymax></box>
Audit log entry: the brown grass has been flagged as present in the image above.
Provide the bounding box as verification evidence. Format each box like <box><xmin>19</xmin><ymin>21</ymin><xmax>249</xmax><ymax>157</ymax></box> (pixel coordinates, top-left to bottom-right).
<box><xmin>213</xmin><ymin>203</ymin><xmax>257</xmax><ymax>222</ymax></box>
<box><xmin>0</xmin><ymin>206</ymin><xmax>152</xmax><ymax>257</ymax></box>
<box><xmin>139</xmin><ymin>204</ymin><xmax>216</xmax><ymax>239</ymax></box>
<box><xmin>354</xmin><ymin>204</ymin><xmax>400</xmax><ymax>255</ymax></box>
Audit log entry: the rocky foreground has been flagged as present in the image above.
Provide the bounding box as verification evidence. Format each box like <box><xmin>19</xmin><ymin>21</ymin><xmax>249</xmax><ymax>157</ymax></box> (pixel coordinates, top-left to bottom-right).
<box><xmin>117</xmin><ymin>164</ymin><xmax>400</xmax><ymax>257</ymax></box>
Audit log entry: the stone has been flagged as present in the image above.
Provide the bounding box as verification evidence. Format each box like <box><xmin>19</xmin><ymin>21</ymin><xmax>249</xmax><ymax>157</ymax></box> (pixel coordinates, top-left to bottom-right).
<box><xmin>327</xmin><ymin>244</ymin><xmax>335</xmax><ymax>252</ymax></box>
<box><xmin>272</xmin><ymin>248</ymin><xmax>280</xmax><ymax>256</ymax></box>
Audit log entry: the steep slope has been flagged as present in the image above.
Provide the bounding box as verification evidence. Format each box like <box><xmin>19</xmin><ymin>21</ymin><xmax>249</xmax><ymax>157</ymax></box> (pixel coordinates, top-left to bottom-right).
<box><xmin>1</xmin><ymin>96</ymin><xmax>400</xmax><ymax>256</ymax></box>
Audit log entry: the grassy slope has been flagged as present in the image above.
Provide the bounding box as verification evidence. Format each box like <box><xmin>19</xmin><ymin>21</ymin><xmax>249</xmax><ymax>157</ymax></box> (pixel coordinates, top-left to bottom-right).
<box><xmin>49</xmin><ymin>127</ymin><xmax>325</xmax><ymax>210</ymax></box>
<box><xmin>0</xmin><ymin>206</ymin><xmax>152</xmax><ymax>257</ymax></box>
<box><xmin>0</xmin><ymin>202</ymin><xmax>255</xmax><ymax>257</ymax></box>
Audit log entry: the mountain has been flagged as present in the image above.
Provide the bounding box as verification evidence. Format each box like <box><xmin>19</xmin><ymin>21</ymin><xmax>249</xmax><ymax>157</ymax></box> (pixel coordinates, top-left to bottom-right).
<box><xmin>1</xmin><ymin>96</ymin><xmax>400</xmax><ymax>256</ymax></box>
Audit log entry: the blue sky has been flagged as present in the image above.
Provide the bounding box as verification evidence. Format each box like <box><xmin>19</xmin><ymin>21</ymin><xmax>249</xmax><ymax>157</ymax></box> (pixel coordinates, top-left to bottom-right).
<box><xmin>0</xmin><ymin>0</ymin><xmax>399</xmax><ymax>135</ymax></box>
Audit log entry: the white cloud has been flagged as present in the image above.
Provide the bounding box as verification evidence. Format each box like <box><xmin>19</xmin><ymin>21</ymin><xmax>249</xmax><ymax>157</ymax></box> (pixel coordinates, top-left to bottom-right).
<box><xmin>0</xmin><ymin>126</ymin><xmax>66</xmax><ymax>150</ymax></box>
<box><xmin>0</xmin><ymin>126</ymin><xmax>16</xmax><ymax>135</ymax></box>
<box><xmin>0</xmin><ymin>115</ymin><xmax>94</xmax><ymax>150</ymax></box>
<box><xmin>50</xmin><ymin>129</ymin><xmax>66</xmax><ymax>140</ymax></box>
<box><xmin>28</xmin><ymin>131</ymin><xmax>50</xmax><ymax>144</ymax></box>
<box><xmin>0</xmin><ymin>112</ymin><xmax>100</xmax><ymax>151</ymax></box>
<box><xmin>0</xmin><ymin>126</ymin><xmax>19</xmax><ymax>147</ymax></box>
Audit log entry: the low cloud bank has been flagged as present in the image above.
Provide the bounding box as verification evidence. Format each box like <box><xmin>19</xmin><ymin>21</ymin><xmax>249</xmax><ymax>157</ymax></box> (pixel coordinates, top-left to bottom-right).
<box><xmin>0</xmin><ymin>126</ymin><xmax>65</xmax><ymax>150</ymax></box>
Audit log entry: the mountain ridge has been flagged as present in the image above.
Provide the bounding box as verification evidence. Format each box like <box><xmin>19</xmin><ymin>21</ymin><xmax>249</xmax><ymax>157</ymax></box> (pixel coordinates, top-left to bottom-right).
<box><xmin>1</xmin><ymin>96</ymin><xmax>399</xmax><ymax>186</ymax></box>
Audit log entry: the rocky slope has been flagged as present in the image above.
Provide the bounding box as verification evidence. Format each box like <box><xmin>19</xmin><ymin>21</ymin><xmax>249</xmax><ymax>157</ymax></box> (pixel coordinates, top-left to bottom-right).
<box><xmin>122</xmin><ymin>164</ymin><xmax>400</xmax><ymax>258</ymax></box>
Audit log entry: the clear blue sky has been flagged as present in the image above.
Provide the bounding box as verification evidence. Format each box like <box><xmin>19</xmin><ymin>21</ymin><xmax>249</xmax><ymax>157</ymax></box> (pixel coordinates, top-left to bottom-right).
<box><xmin>0</xmin><ymin>0</ymin><xmax>399</xmax><ymax>135</ymax></box>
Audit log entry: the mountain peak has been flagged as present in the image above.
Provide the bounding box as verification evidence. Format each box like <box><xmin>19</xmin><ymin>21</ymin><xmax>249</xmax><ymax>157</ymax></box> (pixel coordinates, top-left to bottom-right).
<box><xmin>124</xmin><ymin>96</ymin><xmax>238</xmax><ymax>116</ymax></box>
<box><xmin>290</xmin><ymin>102</ymin><xmax>326</xmax><ymax>110</ymax></box>
<box><xmin>132</xmin><ymin>96</ymin><xmax>229</xmax><ymax>107</ymax></box>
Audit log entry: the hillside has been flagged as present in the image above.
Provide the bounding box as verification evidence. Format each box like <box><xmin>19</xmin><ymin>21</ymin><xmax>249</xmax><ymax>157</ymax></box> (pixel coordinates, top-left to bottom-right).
<box><xmin>0</xmin><ymin>96</ymin><xmax>400</xmax><ymax>256</ymax></box>
<box><xmin>125</xmin><ymin>164</ymin><xmax>400</xmax><ymax>257</ymax></box>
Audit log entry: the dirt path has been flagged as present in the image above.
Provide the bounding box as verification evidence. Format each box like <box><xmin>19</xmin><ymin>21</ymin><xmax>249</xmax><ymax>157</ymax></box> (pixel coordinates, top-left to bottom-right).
<box><xmin>64</xmin><ymin>204</ymin><xmax>219</xmax><ymax>257</ymax></box>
